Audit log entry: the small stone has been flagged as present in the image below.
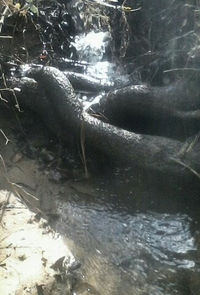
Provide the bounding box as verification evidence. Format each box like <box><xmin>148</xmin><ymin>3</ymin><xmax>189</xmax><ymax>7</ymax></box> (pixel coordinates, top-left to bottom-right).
<box><xmin>68</xmin><ymin>260</ymin><xmax>81</xmax><ymax>272</ymax></box>
<box><xmin>40</xmin><ymin>148</ymin><xmax>55</xmax><ymax>162</ymax></box>
<box><xmin>51</xmin><ymin>256</ymin><xmax>65</xmax><ymax>271</ymax></box>
<box><xmin>48</xmin><ymin>170</ymin><xmax>62</xmax><ymax>183</ymax></box>
<box><xmin>18</xmin><ymin>254</ymin><xmax>27</xmax><ymax>261</ymax></box>
<box><xmin>39</xmin><ymin>219</ymin><xmax>48</xmax><ymax>228</ymax></box>
<box><xmin>12</xmin><ymin>152</ymin><xmax>23</xmax><ymax>163</ymax></box>
<box><xmin>41</xmin><ymin>257</ymin><xmax>47</xmax><ymax>267</ymax></box>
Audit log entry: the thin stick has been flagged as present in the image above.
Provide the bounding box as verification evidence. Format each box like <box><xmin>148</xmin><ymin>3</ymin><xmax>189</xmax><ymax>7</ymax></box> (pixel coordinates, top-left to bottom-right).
<box><xmin>1</xmin><ymin>67</ymin><xmax>8</xmax><ymax>88</ymax></box>
<box><xmin>0</xmin><ymin>129</ymin><xmax>10</xmax><ymax>145</ymax></box>
<box><xmin>0</xmin><ymin>88</ymin><xmax>21</xmax><ymax>111</ymax></box>
<box><xmin>0</xmin><ymin>91</ymin><xmax>8</xmax><ymax>103</ymax></box>
<box><xmin>164</xmin><ymin>68</ymin><xmax>200</xmax><ymax>73</ymax></box>
<box><xmin>0</xmin><ymin>36</ymin><xmax>13</xmax><ymax>38</ymax></box>
<box><xmin>0</xmin><ymin>154</ymin><xmax>39</xmax><ymax>202</ymax></box>
<box><xmin>0</xmin><ymin>5</ymin><xmax>9</xmax><ymax>33</ymax></box>
<box><xmin>0</xmin><ymin>191</ymin><xmax>11</xmax><ymax>224</ymax></box>
<box><xmin>0</xmin><ymin>65</ymin><xmax>21</xmax><ymax>111</ymax></box>
<box><xmin>170</xmin><ymin>157</ymin><xmax>200</xmax><ymax>180</ymax></box>
<box><xmin>80</xmin><ymin>120</ymin><xmax>89</xmax><ymax>178</ymax></box>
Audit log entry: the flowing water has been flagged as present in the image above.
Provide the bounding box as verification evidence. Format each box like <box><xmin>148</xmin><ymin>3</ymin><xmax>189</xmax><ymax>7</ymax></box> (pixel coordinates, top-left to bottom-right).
<box><xmin>48</xmin><ymin>6</ymin><xmax>200</xmax><ymax>293</ymax></box>
<box><xmin>54</xmin><ymin>174</ymin><xmax>200</xmax><ymax>295</ymax></box>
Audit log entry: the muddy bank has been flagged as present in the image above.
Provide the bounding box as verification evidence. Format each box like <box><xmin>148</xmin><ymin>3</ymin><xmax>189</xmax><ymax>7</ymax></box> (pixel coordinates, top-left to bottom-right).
<box><xmin>0</xmin><ymin>191</ymin><xmax>75</xmax><ymax>295</ymax></box>
<box><xmin>0</xmin><ymin>109</ymin><xmax>83</xmax><ymax>295</ymax></box>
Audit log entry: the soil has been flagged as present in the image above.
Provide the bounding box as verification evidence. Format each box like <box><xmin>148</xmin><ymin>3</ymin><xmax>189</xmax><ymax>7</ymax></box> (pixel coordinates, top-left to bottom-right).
<box><xmin>0</xmin><ymin>107</ymin><xmax>84</xmax><ymax>295</ymax></box>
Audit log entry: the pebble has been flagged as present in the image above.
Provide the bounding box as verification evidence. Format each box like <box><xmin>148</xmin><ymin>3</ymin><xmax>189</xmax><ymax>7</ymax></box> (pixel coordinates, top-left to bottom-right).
<box><xmin>12</xmin><ymin>152</ymin><xmax>23</xmax><ymax>163</ymax></box>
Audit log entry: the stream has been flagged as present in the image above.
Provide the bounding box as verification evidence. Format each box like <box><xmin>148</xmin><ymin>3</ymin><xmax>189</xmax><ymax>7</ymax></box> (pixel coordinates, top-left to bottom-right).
<box><xmin>44</xmin><ymin>29</ymin><xmax>200</xmax><ymax>294</ymax></box>
<box><xmin>49</xmin><ymin>4</ymin><xmax>200</xmax><ymax>294</ymax></box>
<box><xmin>54</xmin><ymin>173</ymin><xmax>200</xmax><ymax>295</ymax></box>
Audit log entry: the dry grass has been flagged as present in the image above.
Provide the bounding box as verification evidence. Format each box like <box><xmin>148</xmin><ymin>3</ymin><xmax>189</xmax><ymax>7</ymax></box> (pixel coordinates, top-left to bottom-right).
<box><xmin>0</xmin><ymin>0</ymin><xmax>21</xmax><ymax>34</ymax></box>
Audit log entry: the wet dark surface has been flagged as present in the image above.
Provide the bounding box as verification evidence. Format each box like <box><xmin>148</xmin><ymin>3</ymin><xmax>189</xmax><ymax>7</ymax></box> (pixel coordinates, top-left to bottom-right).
<box><xmin>53</xmin><ymin>175</ymin><xmax>200</xmax><ymax>295</ymax></box>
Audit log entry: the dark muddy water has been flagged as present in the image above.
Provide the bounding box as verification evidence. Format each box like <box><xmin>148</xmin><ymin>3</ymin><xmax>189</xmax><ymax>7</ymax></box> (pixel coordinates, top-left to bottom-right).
<box><xmin>54</xmin><ymin>175</ymin><xmax>200</xmax><ymax>295</ymax></box>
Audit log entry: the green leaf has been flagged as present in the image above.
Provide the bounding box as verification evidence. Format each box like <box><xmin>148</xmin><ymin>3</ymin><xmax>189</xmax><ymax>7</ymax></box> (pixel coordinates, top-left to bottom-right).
<box><xmin>30</xmin><ymin>4</ymin><xmax>39</xmax><ymax>15</ymax></box>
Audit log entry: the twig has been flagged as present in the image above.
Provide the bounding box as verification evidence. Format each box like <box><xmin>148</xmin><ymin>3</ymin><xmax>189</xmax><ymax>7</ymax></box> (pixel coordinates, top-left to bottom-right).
<box><xmin>0</xmin><ymin>65</ymin><xmax>21</xmax><ymax>111</ymax></box>
<box><xmin>170</xmin><ymin>157</ymin><xmax>200</xmax><ymax>180</ymax></box>
<box><xmin>0</xmin><ymin>129</ymin><xmax>10</xmax><ymax>145</ymax></box>
<box><xmin>0</xmin><ymin>5</ymin><xmax>9</xmax><ymax>33</ymax></box>
<box><xmin>177</xmin><ymin>132</ymin><xmax>200</xmax><ymax>156</ymax></box>
<box><xmin>164</xmin><ymin>68</ymin><xmax>200</xmax><ymax>73</ymax></box>
<box><xmin>85</xmin><ymin>0</ymin><xmax>119</xmax><ymax>9</ymax></box>
<box><xmin>0</xmin><ymin>191</ymin><xmax>11</xmax><ymax>224</ymax></box>
<box><xmin>1</xmin><ymin>67</ymin><xmax>8</xmax><ymax>88</ymax></box>
<box><xmin>0</xmin><ymin>35</ymin><xmax>13</xmax><ymax>38</ymax></box>
<box><xmin>0</xmin><ymin>254</ymin><xmax>10</xmax><ymax>266</ymax></box>
<box><xmin>80</xmin><ymin>119</ymin><xmax>89</xmax><ymax>178</ymax></box>
<box><xmin>0</xmin><ymin>243</ymin><xmax>12</xmax><ymax>249</ymax></box>
<box><xmin>0</xmin><ymin>88</ymin><xmax>21</xmax><ymax>111</ymax></box>
<box><xmin>90</xmin><ymin>110</ymin><xmax>109</xmax><ymax>122</ymax></box>
<box><xmin>0</xmin><ymin>91</ymin><xmax>8</xmax><ymax>103</ymax></box>
<box><xmin>186</xmin><ymin>133</ymin><xmax>200</xmax><ymax>153</ymax></box>
<box><xmin>12</xmin><ymin>183</ymin><xmax>38</xmax><ymax>201</ymax></box>
<box><xmin>0</xmin><ymin>154</ymin><xmax>39</xmax><ymax>204</ymax></box>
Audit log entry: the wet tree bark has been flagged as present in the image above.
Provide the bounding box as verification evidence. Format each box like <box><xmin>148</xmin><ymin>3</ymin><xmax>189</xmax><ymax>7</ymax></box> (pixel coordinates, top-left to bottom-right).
<box><xmin>3</xmin><ymin>66</ymin><xmax>200</xmax><ymax>188</ymax></box>
<box><xmin>91</xmin><ymin>81</ymin><xmax>200</xmax><ymax>140</ymax></box>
